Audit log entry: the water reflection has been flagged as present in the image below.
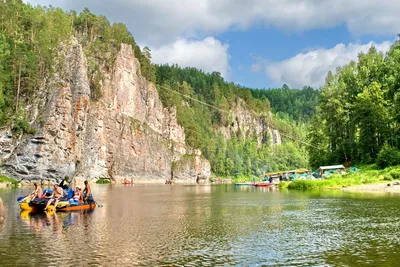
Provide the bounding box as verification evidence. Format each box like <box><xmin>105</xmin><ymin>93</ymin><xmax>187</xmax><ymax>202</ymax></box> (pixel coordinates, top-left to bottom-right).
<box><xmin>0</xmin><ymin>197</ymin><xmax>5</xmax><ymax>232</ymax></box>
<box><xmin>1</xmin><ymin>185</ymin><xmax>400</xmax><ymax>266</ymax></box>
<box><xmin>18</xmin><ymin>210</ymin><xmax>95</xmax><ymax>237</ymax></box>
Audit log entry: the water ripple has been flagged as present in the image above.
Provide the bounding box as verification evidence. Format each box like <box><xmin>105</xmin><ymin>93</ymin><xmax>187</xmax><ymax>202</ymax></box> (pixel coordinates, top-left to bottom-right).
<box><xmin>1</xmin><ymin>185</ymin><xmax>400</xmax><ymax>266</ymax></box>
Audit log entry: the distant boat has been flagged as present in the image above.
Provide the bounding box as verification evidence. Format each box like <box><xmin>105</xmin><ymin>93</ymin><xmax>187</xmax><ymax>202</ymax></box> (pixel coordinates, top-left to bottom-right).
<box><xmin>253</xmin><ymin>182</ymin><xmax>274</xmax><ymax>187</ymax></box>
<box><xmin>235</xmin><ymin>182</ymin><xmax>253</xmax><ymax>186</ymax></box>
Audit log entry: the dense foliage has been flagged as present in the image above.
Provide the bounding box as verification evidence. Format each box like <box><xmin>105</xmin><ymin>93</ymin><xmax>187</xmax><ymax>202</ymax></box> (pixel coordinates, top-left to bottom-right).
<box><xmin>0</xmin><ymin>0</ymin><xmax>154</xmax><ymax>130</ymax></box>
<box><xmin>0</xmin><ymin>0</ymin><xmax>310</xmax><ymax>178</ymax></box>
<box><xmin>251</xmin><ymin>85</ymin><xmax>320</xmax><ymax>122</ymax></box>
<box><xmin>308</xmin><ymin>43</ymin><xmax>400</xmax><ymax>169</ymax></box>
<box><xmin>155</xmin><ymin>65</ymin><xmax>309</xmax><ymax>177</ymax></box>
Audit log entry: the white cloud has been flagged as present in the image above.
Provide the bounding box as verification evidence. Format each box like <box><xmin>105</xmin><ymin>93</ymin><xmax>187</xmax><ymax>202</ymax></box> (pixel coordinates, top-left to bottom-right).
<box><xmin>254</xmin><ymin>41</ymin><xmax>392</xmax><ymax>88</ymax></box>
<box><xmin>26</xmin><ymin>0</ymin><xmax>400</xmax><ymax>46</ymax></box>
<box><xmin>150</xmin><ymin>37</ymin><xmax>230</xmax><ymax>78</ymax></box>
<box><xmin>25</xmin><ymin>0</ymin><xmax>400</xmax><ymax>82</ymax></box>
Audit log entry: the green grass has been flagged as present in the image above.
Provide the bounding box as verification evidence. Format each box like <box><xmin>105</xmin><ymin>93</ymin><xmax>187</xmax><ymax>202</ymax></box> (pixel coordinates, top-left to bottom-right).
<box><xmin>231</xmin><ymin>175</ymin><xmax>257</xmax><ymax>183</ymax></box>
<box><xmin>0</xmin><ymin>175</ymin><xmax>19</xmax><ymax>185</ymax></box>
<box><xmin>96</xmin><ymin>178</ymin><xmax>111</xmax><ymax>184</ymax></box>
<box><xmin>288</xmin><ymin>164</ymin><xmax>400</xmax><ymax>190</ymax></box>
<box><xmin>279</xmin><ymin>182</ymin><xmax>289</xmax><ymax>190</ymax></box>
<box><xmin>220</xmin><ymin>174</ymin><xmax>267</xmax><ymax>183</ymax></box>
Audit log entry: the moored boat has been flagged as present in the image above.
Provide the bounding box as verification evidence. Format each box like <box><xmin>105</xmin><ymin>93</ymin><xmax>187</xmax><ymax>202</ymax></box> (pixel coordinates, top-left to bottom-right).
<box><xmin>235</xmin><ymin>182</ymin><xmax>253</xmax><ymax>186</ymax></box>
<box><xmin>253</xmin><ymin>183</ymin><xmax>274</xmax><ymax>187</ymax></box>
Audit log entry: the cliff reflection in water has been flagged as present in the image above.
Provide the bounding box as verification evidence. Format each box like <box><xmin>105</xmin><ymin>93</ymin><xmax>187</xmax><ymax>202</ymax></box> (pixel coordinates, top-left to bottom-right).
<box><xmin>1</xmin><ymin>184</ymin><xmax>400</xmax><ymax>266</ymax></box>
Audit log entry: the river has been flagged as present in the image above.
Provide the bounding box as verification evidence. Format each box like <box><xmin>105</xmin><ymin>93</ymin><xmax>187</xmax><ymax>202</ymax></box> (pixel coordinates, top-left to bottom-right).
<box><xmin>0</xmin><ymin>184</ymin><xmax>399</xmax><ymax>266</ymax></box>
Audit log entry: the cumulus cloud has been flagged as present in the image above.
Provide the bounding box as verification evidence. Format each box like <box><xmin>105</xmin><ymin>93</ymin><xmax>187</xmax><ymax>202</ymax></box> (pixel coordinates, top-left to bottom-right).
<box><xmin>26</xmin><ymin>0</ymin><xmax>400</xmax><ymax>46</ymax></box>
<box><xmin>25</xmin><ymin>0</ymin><xmax>399</xmax><ymax>82</ymax></box>
<box><xmin>253</xmin><ymin>41</ymin><xmax>392</xmax><ymax>88</ymax></box>
<box><xmin>150</xmin><ymin>37</ymin><xmax>230</xmax><ymax>78</ymax></box>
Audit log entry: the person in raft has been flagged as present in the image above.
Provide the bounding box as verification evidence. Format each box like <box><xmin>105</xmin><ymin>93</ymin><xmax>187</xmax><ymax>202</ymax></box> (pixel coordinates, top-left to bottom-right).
<box><xmin>29</xmin><ymin>182</ymin><xmax>43</xmax><ymax>201</ymax></box>
<box><xmin>44</xmin><ymin>183</ymin><xmax>63</xmax><ymax>211</ymax></box>
<box><xmin>59</xmin><ymin>176</ymin><xmax>70</xmax><ymax>190</ymax></box>
<box><xmin>83</xmin><ymin>180</ymin><xmax>92</xmax><ymax>202</ymax></box>
<box><xmin>69</xmin><ymin>186</ymin><xmax>82</xmax><ymax>204</ymax></box>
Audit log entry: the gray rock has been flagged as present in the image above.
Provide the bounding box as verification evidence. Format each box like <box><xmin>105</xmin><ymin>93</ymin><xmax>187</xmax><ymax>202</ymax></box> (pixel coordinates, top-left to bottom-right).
<box><xmin>0</xmin><ymin>40</ymin><xmax>210</xmax><ymax>183</ymax></box>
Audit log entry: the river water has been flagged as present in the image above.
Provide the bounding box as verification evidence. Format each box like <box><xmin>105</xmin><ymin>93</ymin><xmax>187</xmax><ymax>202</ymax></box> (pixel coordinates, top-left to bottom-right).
<box><xmin>1</xmin><ymin>184</ymin><xmax>400</xmax><ymax>266</ymax></box>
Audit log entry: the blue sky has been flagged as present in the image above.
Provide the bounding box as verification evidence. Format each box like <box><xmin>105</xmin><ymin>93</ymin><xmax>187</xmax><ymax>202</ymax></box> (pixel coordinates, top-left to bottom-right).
<box><xmin>28</xmin><ymin>0</ymin><xmax>399</xmax><ymax>89</ymax></box>
<box><xmin>217</xmin><ymin>25</ymin><xmax>393</xmax><ymax>88</ymax></box>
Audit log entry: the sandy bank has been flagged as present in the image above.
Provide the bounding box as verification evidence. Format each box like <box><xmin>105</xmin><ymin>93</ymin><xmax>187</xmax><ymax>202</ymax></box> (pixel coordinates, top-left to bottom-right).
<box><xmin>343</xmin><ymin>181</ymin><xmax>400</xmax><ymax>193</ymax></box>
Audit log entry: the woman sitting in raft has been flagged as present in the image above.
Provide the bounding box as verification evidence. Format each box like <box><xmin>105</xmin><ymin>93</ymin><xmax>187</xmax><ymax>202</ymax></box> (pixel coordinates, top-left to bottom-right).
<box><xmin>69</xmin><ymin>186</ymin><xmax>82</xmax><ymax>205</ymax></box>
<box><xmin>44</xmin><ymin>183</ymin><xmax>63</xmax><ymax>211</ymax></box>
<box><xmin>29</xmin><ymin>183</ymin><xmax>43</xmax><ymax>201</ymax></box>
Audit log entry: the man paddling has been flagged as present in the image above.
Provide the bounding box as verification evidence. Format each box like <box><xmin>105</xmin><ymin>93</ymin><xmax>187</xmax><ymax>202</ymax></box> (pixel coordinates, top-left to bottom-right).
<box><xmin>30</xmin><ymin>183</ymin><xmax>43</xmax><ymax>201</ymax></box>
<box><xmin>83</xmin><ymin>180</ymin><xmax>92</xmax><ymax>203</ymax></box>
<box><xmin>44</xmin><ymin>183</ymin><xmax>63</xmax><ymax>211</ymax></box>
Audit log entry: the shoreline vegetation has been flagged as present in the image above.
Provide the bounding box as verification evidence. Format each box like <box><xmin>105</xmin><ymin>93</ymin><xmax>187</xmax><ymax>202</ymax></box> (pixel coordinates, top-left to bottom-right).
<box><xmin>283</xmin><ymin>164</ymin><xmax>400</xmax><ymax>192</ymax></box>
<box><xmin>2</xmin><ymin>164</ymin><xmax>400</xmax><ymax>194</ymax></box>
<box><xmin>0</xmin><ymin>175</ymin><xmax>19</xmax><ymax>187</ymax></box>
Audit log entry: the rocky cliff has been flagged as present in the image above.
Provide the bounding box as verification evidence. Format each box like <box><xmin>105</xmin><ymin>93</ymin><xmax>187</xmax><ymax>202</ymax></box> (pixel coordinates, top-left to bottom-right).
<box><xmin>0</xmin><ymin>39</ymin><xmax>210</xmax><ymax>184</ymax></box>
<box><xmin>219</xmin><ymin>99</ymin><xmax>281</xmax><ymax>146</ymax></box>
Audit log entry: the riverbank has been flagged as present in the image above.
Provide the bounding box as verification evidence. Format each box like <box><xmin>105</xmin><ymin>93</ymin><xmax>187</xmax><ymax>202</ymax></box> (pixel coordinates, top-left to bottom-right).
<box><xmin>342</xmin><ymin>182</ymin><xmax>400</xmax><ymax>193</ymax></box>
<box><xmin>0</xmin><ymin>176</ymin><xmax>19</xmax><ymax>188</ymax></box>
<box><xmin>287</xmin><ymin>164</ymin><xmax>400</xmax><ymax>192</ymax></box>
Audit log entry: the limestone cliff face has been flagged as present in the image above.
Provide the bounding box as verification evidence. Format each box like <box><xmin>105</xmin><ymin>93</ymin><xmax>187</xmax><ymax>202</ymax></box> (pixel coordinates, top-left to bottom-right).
<box><xmin>0</xmin><ymin>40</ymin><xmax>209</xmax><ymax>183</ymax></box>
<box><xmin>219</xmin><ymin>99</ymin><xmax>281</xmax><ymax>146</ymax></box>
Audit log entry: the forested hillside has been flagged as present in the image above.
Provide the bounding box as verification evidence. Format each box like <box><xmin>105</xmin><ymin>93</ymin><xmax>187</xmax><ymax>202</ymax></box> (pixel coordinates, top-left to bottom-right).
<box><xmin>308</xmin><ymin>44</ymin><xmax>400</xmax><ymax>169</ymax></box>
<box><xmin>155</xmin><ymin>65</ymin><xmax>310</xmax><ymax>176</ymax></box>
<box><xmin>251</xmin><ymin>85</ymin><xmax>320</xmax><ymax>122</ymax></box>
<box><xmin>0</xmin><ymin>0</ymin><xmax>310</xmax><ymax>179</ymax></box>
<box><xmin>0</xmin><ymin>1</ymin><xmax>154</xmax><ymax>131</ymax></box>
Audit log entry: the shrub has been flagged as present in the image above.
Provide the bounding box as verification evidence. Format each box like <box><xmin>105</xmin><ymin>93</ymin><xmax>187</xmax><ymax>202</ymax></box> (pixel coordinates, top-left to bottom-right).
<box><xmin>13</xmin><ymin>115</ymin><xmax>36</xmax><ymax>135</ymax></box>
<box><xmin>96</xmin><ymin>178</ymin><xmax>110</xmax><ymax>184</ymax></box>
<box><xmin>389</xmin><ymin>169</ymin><xmax>400</xmax><ymax>179</ymax></box>
<box><xmin>0</xmin><ymin>175</ymin><xmax>19</xmax><ymax>185</ymax></box>
<box><xmin>383</xmin><ymin>174</ymin><xmax>393</xmax><ymax>181</ymax></box>
<box><xmin>377</xmin><ymin>144</ymin><xmax>400</xmax><ymax>169</ymax></box>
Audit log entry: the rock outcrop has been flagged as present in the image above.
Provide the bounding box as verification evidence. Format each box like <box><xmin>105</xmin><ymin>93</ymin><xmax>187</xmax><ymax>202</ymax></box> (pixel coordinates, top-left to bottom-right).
<box><xmin>0</xmin><ymin>40</ymin><xmax>208</xmax><ymax>183</ymax></box>
<box><xmin>172</xmin><ymin>150</ymin><xmax>211</xmax><ymax>183</ymax></box>
<box><xmin>219</xmin><ymin>99</ymin><xmax>281</xmax><ymax>146</ymax></box>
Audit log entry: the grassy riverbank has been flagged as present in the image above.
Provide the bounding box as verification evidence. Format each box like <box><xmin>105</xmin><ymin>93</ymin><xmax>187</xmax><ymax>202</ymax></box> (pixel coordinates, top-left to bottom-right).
<box><xmin>0</xmin><ymin>175</ymin><xmax>19</xmax><ymax>185</ymax></box>
<box><xmin>287</xmin><ymin>164</ymin><xmax>400</xmax><ymax>190</ymax></box>
<box><xmin>211</xmin><ymin>174</ymin><xmax>262</xmax><ymax>183</ymax></box>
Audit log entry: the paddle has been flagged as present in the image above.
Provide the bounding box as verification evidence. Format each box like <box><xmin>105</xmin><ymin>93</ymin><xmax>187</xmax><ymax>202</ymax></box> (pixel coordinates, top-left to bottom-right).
<box><xmin>17</xmin><ymin>195</ymin><xmax>28</xmax><ymax>202</ymax></box>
